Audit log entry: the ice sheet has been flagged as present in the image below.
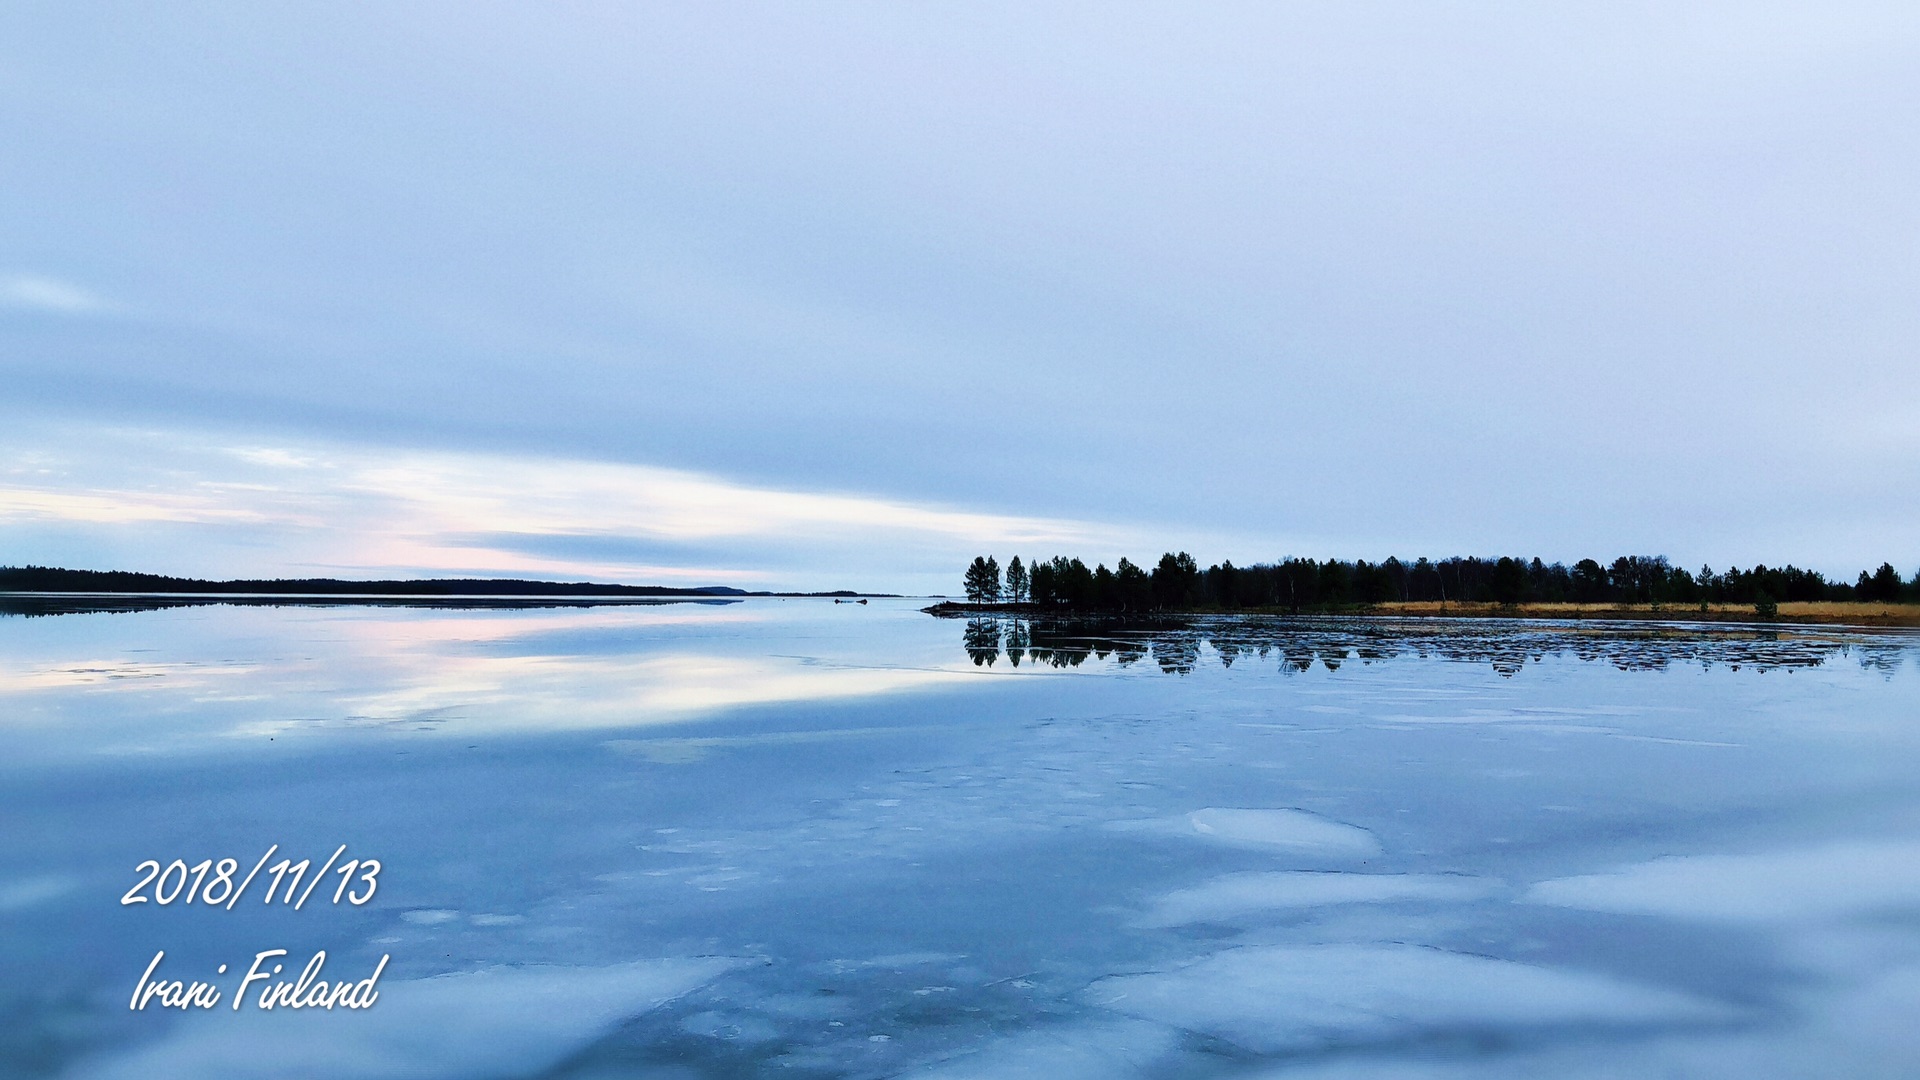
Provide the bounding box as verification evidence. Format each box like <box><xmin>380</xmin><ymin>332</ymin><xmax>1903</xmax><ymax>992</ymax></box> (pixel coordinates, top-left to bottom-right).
<box><xmin>4</xmin><ymin>603</ymin><xmax>1919</xmax><ymax>1078</ymax></box>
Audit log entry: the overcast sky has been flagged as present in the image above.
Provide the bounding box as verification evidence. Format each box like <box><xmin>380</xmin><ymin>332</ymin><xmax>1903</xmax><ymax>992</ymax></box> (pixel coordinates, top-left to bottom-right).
<box><xmin>3</xmin><ymin>2</ymin><xmax>1916</xmax><ymax>591</ymax></box>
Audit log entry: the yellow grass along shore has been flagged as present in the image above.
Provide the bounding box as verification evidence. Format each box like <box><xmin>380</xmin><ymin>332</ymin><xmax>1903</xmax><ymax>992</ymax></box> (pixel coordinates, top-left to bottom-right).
<box><xmin>1368</xmin><ymin>600</ymin><xmax>1920</xmax><ymax>628</ymax></box>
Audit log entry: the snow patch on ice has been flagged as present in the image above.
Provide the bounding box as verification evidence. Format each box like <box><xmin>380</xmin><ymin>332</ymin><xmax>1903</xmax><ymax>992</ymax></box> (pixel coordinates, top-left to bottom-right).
<box><xmin>77</xmin><ymin>957</ymin><xmax>745</xmax><ymax>1080</ymax></box>
<box><xmin>1082</xmin><ymin>944</ymin><xmax>1731</xmax><ymax>1053</ymax></box>
<box><xmin>905</xmin><ymin>1018</ymin><xmax>1179</xmax><ymax>1078</ymax></box>
<box><xmin>1237</xmin><ymin>960</ymin><xmax>1920</xmax><ymax>1079</ymax></box>
<box><xmin>1137</xmin><ymin>871</ymin><xmax>1497</xmax><ymax>927</ymax></box>
<box><xmin>1521</xmin><ymin>841</ymin><xmax>1920</xmax><ymax>923</ymax></box>
<box><xmin>0</xmin><ymin>873</ymin><xmax>76</xmax><ymax>911</ymax></box>
<box><xmin>400</xmin><ymin>908</ymin><xmax>460</xmax><ymax>925</ymax></box>
<box><xmin>1112</xmin><ymin>808</ymin><xmax>1382</xmax><ymax>857</ymax></box>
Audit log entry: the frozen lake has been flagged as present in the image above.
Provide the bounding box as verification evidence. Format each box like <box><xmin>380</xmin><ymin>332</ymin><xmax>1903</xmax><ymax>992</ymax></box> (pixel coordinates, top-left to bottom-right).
<box><xmin>2</xmin><ymin>598</ymin><xmax>1918</xmax><ymax>1078</ymax></box>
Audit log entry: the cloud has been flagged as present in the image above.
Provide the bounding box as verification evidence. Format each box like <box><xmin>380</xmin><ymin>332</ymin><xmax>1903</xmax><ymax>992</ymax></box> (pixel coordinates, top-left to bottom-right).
<box><xmin>0</xmin><ymin>7</ymin><xmax>1917</xmax><ymax>572</ymax></box>
<box><xmin>0</xmin><ymin>274</ymin><xmax>105</xmax><ymax>314</ymax></box>
<box><xmin>0</xmin><ymin>425</ymin><xmax>1179</xmax><ymax>591</ymax></box>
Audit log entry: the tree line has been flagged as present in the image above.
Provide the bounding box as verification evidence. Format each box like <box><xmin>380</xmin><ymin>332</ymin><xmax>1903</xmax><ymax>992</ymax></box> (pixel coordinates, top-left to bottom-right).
<box><xmin>963</xmin><ymin>553</ymin><xmax>1920</xmax><ymax>611</ymax></box>
<box><xmin>0</xmin><ymin>565</ymin><xmax>752</xmax><ymax>597</ymax></box>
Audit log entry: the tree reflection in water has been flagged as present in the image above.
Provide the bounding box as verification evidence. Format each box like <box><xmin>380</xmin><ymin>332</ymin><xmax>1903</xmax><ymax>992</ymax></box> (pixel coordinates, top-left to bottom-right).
<box><xmin>942</xmin><ymin>613</ymin><xmax>1911</xmax><ymax>677</ymax></box>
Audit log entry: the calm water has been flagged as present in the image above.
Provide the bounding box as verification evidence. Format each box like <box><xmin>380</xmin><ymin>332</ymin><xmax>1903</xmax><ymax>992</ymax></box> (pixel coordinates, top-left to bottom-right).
<box><xmin>2</xmin><ymin>599</ymin><xmax>1918</xmax><ymax>1078</ymax></box>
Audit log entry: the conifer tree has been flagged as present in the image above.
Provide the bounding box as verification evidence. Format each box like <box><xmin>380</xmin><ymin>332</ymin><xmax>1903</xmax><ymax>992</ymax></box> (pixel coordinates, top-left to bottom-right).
<box><xmin>963</xmin><ymin>556</ymin><xmax>1001</xmax><ymax>603</ymax></box>
<box><xmin>1005</xmin><ymin>556</ymin><xmax>1029</xmax><ymax>603</ymax></box>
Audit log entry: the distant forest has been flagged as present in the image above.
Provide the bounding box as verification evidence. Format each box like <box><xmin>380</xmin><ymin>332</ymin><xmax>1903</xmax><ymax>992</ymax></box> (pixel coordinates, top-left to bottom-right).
<box><xmin>0</xmin><ymin>566</ymin><xmax>756</xmax><ymax>597</ymax></box>
<box><xmin>961</xmin><ymin>553</ymin><xmax>1919</xmax><ymax>611</ymax></box>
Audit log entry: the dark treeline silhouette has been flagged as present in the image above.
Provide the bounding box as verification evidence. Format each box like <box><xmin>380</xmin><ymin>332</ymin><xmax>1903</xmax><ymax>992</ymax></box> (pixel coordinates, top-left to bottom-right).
<box><xmin>0</xmin><ymin>565</ymin><xmax>751</xmax><ymax>597</ymax></box>
<box><xmin>0</xmin><ymin>565</ymin><xmax>887</xmax><ymax>599</ymax></box>
<box><xmin>0</xmin><ymin>594</ymin><xmax>744</xmax><ymax>619</ymax></box>
<box><xmin>961</xmin><ymin>554</ymin><xmax>1920</xmax><ymax>611</ymax></box>
<box><xmin>950</xmin><ymin>614</ymin><xmax>1910</xmax><ymax>679</ymax></box>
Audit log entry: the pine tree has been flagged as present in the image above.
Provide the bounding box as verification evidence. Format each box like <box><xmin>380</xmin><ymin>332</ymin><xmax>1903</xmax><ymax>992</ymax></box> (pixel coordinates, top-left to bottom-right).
<box><xmin>963</xmin><ymin>556</ymin><xmax>1002</xmax><ymax>603</ymax></box>
<box><xmin>1005</xmin><ymin>556</ymin><xmax>1029</xmax><ymax>603</ymax></box>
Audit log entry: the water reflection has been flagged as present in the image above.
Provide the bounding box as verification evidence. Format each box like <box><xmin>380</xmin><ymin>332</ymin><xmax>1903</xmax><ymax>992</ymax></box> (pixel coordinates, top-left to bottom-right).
<box><xmin>945</xmin><ymin>613</ymin><xmax>1914</xmax><ymax>676</ymax></box>
<box><xmin>0</xmin><ymin>602</ymin><xmax>974</xmax><ymax>761</ymax></box>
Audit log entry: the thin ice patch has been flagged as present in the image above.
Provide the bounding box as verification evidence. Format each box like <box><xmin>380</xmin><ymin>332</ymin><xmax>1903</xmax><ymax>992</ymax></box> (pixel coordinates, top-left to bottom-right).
<box><xmin>1082</xmin><ymin>943</ymin><xmax>1732</xmax><ymax>1054</ymax></box>
<box><xmin>1522</xmin><ymin>841</ymin><xmax>1920</xmax><ymax>924</ymax></box>
<box><xmin>1107</xmin><ymin>808</ymin><xmax>1382</xmax><ymax>858</ymax></box>
<box><xmin>77</xmin><ymin>957</ymin><xmax>747</xmax><ymax>1080</ymax></box>
<box><xmin>1137</xmin><ymin>871</ymin><xmax>1497</xmax><ymax>927</ymax></box>
<box><xmin>905</xmin><ymin>1017</ymin><xmax>1179</xmax><ymax>1078</ymax></box>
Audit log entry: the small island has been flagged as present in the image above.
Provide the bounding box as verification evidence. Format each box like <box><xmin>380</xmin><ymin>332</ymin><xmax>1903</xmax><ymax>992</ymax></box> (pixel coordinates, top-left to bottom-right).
<box><xmin>929</xmin><ymin>553</ymin><xmax>1920</xmax><ymax>627</ymax></box>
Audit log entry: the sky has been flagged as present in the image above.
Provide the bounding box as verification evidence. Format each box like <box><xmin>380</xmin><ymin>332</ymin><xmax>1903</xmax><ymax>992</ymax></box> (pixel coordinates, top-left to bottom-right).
<box><xmin>2</xmin><ymin>2</ymin><xmax>1917</xmax><ymax>592</ymax></box>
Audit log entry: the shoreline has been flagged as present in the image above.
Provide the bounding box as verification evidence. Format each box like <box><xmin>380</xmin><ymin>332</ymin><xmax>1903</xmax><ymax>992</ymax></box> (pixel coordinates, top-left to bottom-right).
<box><xmin>924</xmin><ymin>599</ymin><xmax>1920</xmax><ymax>629</ymax></box>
